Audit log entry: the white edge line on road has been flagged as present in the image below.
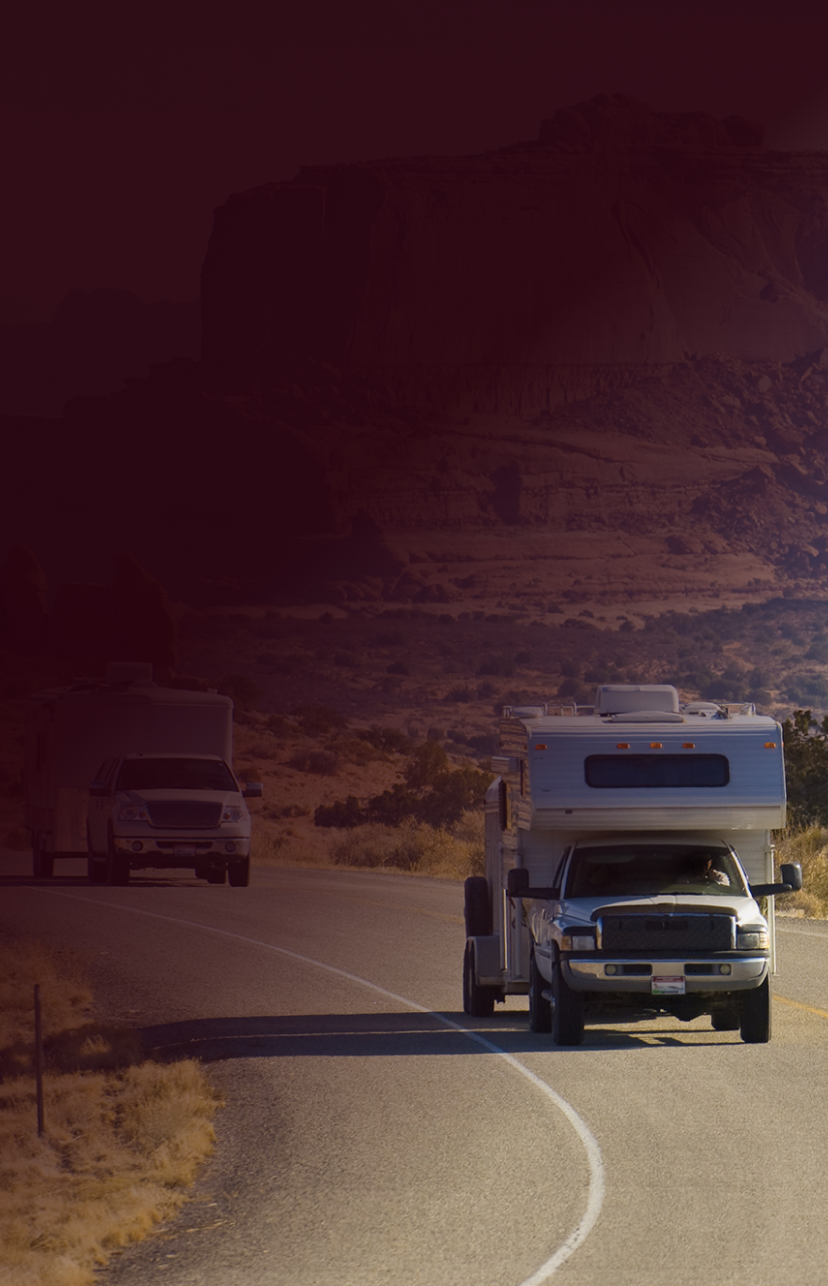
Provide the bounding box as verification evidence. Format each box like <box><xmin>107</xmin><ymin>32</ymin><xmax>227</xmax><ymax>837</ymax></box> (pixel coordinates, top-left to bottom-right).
<box><xmin>38</xmin><ymin>889</ymin><xmax>604</xmax><ymax>1284</ymax></box>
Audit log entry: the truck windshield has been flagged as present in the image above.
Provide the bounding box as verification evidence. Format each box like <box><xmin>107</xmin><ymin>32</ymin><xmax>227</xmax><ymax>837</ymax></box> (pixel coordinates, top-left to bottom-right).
<box><xmin>115</xmin><ymin>758</ymin><xmax>237</xmax><ymax>792</ymax></box>
<box><xmin>566</xmin><ymin>844</ymin><xmax>748</xmax><ymax>898</ymax></box>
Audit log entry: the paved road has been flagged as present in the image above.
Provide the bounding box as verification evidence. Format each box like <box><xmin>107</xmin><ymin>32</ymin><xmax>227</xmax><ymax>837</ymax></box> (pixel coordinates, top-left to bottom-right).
<box><xmin>3</xmin><ymin>856</ymin><xmax>828</xmax><ymax>1285</ymax></box>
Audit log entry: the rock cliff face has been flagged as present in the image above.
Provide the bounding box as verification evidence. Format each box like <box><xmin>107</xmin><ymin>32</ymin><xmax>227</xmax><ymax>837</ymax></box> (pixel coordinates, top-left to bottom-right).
<box><xmin>201</xmin><ymin>95</ymin><xmax>828</xmax><ymax>415</ymax></box>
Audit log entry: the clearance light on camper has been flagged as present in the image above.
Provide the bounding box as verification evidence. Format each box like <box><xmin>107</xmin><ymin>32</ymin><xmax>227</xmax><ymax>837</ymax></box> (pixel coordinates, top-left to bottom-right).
<box><xmin>534</xmin><ymin>743</ymin><xmax>547</xmax><ymax>750</ymax></box>
<box><xmin>683</xmin><ymin>742</ymin><xmax>695</xmax><ymax>748</ymax></box>
<box><xmin>650</xmin><ymin>742</ymin><xmax>663</xmax><ymax>749</ymax></box>
<box><xmin>764</xmin><ymin>742</ymin><xmax>777</xmax><ymax>749</ymax></box>
<box><xmin>616</xmin><ymin>742</ymin><xmax>630</xmax><ymax>749</ymax></box>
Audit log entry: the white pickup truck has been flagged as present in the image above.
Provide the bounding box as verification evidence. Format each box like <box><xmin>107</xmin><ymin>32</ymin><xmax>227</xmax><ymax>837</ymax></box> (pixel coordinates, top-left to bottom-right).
<box><xmin>87</xmin><ymin>752</ymin><xmax>261</xmax><ymax>886</ymax></box>
<box><xmin>462</xmin><ymin>683</ymin><xmax>801</xmax><ymax>1045</ymax></box>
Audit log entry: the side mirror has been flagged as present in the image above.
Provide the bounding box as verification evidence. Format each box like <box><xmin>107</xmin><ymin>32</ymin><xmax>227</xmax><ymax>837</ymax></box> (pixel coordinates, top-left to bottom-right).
<box><xmin>780</xmin><ymin>862</ymin><xmax>803</xmax><ymax>892</ymax></box>
<box><xmin>242</xmin><ymin>782</ymin><xmax>263</xmax><ymax>799</ymax></box>
<box><xmin>89</xmin><ymin>783</ymin><xmax>109</xmax><ymax>797</ymax></box>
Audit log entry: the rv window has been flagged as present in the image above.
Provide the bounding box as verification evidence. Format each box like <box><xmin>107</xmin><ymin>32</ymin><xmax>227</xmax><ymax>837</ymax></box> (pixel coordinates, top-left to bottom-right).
<box><xmin>585</xmin><ymin>754</ymin><xmax>729</xmax><ymax>788</ymax></box>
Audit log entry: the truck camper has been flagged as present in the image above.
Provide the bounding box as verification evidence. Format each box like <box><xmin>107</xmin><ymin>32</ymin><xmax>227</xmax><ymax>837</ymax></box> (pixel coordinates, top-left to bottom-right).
<box><xmin>26</xmin><ymin>662</ymin><xmax>260</xmax><ymax>886</ymax></box>
<box><xmin>463</xmin><ymin>684</ymin><xmax>800</xmax><ymax>1045</ymax></box>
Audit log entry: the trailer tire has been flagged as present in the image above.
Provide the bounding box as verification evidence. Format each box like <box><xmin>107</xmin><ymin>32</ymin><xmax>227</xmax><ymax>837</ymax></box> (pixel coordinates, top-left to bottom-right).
<box><xmin>740</xmin><ymin>977</ymin><xmax>771</xmax><ymax>1044</ymax></box>
<box><xmin>711</xmin><ymin>1008</ymin><xmax>739</xmax><ymax>1032</ymax></box>
<box><xmin>32</xmin><ymin>836</ymin><xmax>54</xmax><ymax>879</ymax></box>
<box><xmin>528</xmin><ymin>952</ymin><xmax>552</xmax><ymax>1033</ymax></box>
<box><xmin>464</xmin><ymin>876</ymin><xmax>492</xmax><ymax>937</ymax></box>
<box><xmin>228</xmin><ymin>857</ymin><xmax>250</xmax><ymax>887</ymax></box>
<box><xmin>463</xmin><ymin>941</ymin><xmax>496</xmax><ymax>1018</ymax></box>
<box><xmin>551</xmin><ymin>955</ymin><xmax>584</xmax><ymax>1046</ymax></box>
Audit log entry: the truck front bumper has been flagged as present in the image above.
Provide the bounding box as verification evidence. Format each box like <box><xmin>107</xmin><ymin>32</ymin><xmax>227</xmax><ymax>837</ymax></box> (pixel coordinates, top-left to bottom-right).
<box><xmin>564</xmin><ymin>956</ymin><xmax>768</xmax><ymax>993</ymax></box>
<box><xmin>112</xmin><ymin>834</ymin><xmax>250</xmax><ymax>862</ymax></box>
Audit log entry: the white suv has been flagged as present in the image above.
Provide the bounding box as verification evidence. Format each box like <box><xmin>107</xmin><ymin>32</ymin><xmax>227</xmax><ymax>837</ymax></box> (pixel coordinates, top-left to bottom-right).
<box><xmin>87</xmin><ymin>753</ymin><xmax>261</xmax><ymax>886</ymax></box>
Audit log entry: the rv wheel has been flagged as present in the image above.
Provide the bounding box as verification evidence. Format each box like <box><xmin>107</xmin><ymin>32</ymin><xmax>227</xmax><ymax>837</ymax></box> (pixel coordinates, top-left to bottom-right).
<box><xmin>740</xmin><ymin>978</ymin><xmax>771</xmax><ymax>1044</ymax></box>
<box><xmin>464</xmin><ymin>876</ymin><xmax>492</xmax><ymax>937</ymax></box>
<box><xmin>32</xmin><ymin>836</ymin><xmax>54</xmax><ymax>879</ymax></box>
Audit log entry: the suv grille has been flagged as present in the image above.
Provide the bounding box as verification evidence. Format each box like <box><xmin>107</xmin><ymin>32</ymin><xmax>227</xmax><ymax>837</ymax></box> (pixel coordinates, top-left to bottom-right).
<box><xmin>599</xmin><ymin>913</ymin><xmax>735</xmax><ymax>953</ymax></box>
<box><xmin>147</xmin><ymin>802</ymin><xmax>223</xmax><ymax>829</ymax></box>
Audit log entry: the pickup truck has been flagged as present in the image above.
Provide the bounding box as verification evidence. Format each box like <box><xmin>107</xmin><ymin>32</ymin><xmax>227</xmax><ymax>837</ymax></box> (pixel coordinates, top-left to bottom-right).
<box><xmin>87</xmin><ymin>752</ymin><xmax>262</xmax><ymax>886</ymax></box>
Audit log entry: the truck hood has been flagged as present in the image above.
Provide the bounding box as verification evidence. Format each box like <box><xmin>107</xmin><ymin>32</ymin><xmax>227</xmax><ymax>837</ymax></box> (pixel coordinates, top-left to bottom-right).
<box><xmin>557</xmin><ymin>894</ymin><xmax>766</xmax><ymax>928</ymax></box>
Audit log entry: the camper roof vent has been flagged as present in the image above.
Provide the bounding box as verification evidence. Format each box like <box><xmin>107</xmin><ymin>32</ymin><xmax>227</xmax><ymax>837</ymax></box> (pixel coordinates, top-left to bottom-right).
<box><xmin>106</xmin><ymin>661</ymin><xmax>154</xmax><ymax>686</ymax></box>
<box><xmin>596</xmin><ymin>684</ymin><xmax>680</xmax><ymax>716</ymax></box>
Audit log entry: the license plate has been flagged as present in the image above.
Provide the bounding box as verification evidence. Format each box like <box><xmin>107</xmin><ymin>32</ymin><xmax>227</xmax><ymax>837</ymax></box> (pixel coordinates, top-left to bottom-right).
<box><xmin>652</xmin><ymin>975</ymin><xmax>685</xmax><ymax>995</ymax></box>
<box><xmin>173</xmin><ymin>845</ymin><xmax>197</xmax><ymax>857</ymax></box>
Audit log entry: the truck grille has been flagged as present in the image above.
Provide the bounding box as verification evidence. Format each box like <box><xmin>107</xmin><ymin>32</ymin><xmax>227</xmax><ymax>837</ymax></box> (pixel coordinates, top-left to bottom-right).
<box><xmin>599</xmin><ymin>913</ymin><xmax>735</xmax><ymax>953</ymax></box>
<box><xmin>147</xmin><ymin>802</ymin><xmax>223</xmax><ymax>829</ymax></box>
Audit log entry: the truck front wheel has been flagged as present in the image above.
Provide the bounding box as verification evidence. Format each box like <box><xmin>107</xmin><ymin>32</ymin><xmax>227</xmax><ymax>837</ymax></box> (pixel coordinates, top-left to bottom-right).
<box><xmin>463</xmin><ymin>941</ymin><xmax>495</xmax><ymax>1018</ymax></box>
<box><xmin>106</xmin><ymin>835</ymin><xmax>130</xmax><ymax>886</ymax></box>
<box><xmin>551</xmin><ymin>956</ymin><xmax>584</xmax><ymax>1046</ymax></box>
<box><xmin>740</xmin><ymin>978</ymin><xmax>771</xmax><ymax>1044</ymax></box>
<box><xmin>228</xmin><ymin>857</ymin><xmax>250</xmax><ymax>887</ymax></box>
<box><xmin>528</xmin><ymin>952</ymin><xmax>552</xmax><ymax>1033</ymax></box>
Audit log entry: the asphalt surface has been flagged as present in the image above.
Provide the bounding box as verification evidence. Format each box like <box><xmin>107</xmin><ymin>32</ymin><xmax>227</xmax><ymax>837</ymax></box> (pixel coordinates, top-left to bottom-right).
<box><xmin>3</xmin><ymin>854</ymin><xmax>828</xmax><ymax>1286</ymax></box>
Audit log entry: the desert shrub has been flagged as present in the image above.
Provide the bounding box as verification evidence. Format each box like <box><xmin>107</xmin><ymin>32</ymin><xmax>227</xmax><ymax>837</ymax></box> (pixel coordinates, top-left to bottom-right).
<box><xmin>781</xmin><ymin>710</ymin><xmax>828</xmax><ymax>829</ymax></box>
<box><xmin>235</xmin><ymin>763</ymin><xmax>261</xmax><ymax>783</ymax></box>
<box><xmin>289</xmin><ymin>749</ymin><xmax>340</xmax><ymax>775</ymax></box>
<box><xmin>329</xmin><ymin>811</ymin><xmax>484</xmax><ymax>878</ymax></box>
<box><xmin>217</xmin><ymin>674</ymin><xmax>263</xmax><ymax>711</ymax></box>
<box><xmin>445</xmin><ymin>685</ymin><xmax>474</xmax><ymax>703</ymax></box>
<box><xmin>477</xmin><ymin>654</ymin><xmax>514</xmax><ymax>677</ymax></box>
<box><xmin>374</xmin><ymin>629</ymin><xmax>406</xmax><ymax>646</ymax></box>
<box><xmin>328</xmin><ymin>736</ymin><xmax>380</xmax><ymax>766</ymax></box>
<box><xmin>387</xmin><ymin>660</ymin><xmax>410</xmax><ymax>675</ymax></box>
<box><xmin>774</xmin><ymin>826</ymin><xmax>828</xmax><ymax>917</ymax></box>
<box><xmin>333</xmin><ymin>651</ymin><xmax>359</xmax><ymax>668</ymax></box>
<box><xmin>354</xmin><ymin>725</ymin><xmax>410</xmax><ymax>754</ymax></box>
<box><xmin>292</xmin><ymin>704</ymin><xmax>348</xmax><ymax>735</ymax></box>
<box><xmin>248</xmin><ymin>739</ymin><xmax>279</xmax><ymax>759</ymax></box>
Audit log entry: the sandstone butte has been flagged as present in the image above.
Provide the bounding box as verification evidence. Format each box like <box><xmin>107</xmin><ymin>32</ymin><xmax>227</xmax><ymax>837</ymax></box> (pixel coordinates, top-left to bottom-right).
<box><xmin>6</xmin><ymin>94</ymin><xmax>828</xmax><ymax>618</ymax></box>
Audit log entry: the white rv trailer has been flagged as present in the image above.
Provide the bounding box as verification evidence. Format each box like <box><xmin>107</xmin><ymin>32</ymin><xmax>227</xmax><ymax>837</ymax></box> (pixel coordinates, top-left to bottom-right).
<box><xmin>464</xmin><ymin>684</ymin><xmax>799</xmax><ymax>1045</ymax></box>
<box><xmin>26</xmin><ymin>662</ymin><xmax>235</xmax><ymax>878</ymax></box>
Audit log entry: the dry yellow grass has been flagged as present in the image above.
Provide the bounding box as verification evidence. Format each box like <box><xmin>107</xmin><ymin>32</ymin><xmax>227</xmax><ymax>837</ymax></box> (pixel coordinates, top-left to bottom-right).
<box><xmin>0</xmin><ymin>940</ymin><xmax>221</xmax><ymax>1286</ymax></box>
<box><xmin>774</xmin><ymin>827</ymin><xmax>828</xmax><ymax>918</ymax></box>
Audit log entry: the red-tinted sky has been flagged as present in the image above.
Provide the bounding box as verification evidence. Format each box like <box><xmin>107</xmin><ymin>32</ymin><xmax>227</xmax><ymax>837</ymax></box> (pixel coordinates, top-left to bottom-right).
<box><xmin>4</xmin><ymin>0</ymin><xmax>828</xmax><ymax>324</ymax></box>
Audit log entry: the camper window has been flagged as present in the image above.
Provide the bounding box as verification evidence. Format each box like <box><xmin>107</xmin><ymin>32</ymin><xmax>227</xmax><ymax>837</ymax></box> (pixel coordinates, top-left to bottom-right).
<box><xmin>585</xmin><ymin>754</ymin><xmax>729</xmax><ymax>789</ymax></box>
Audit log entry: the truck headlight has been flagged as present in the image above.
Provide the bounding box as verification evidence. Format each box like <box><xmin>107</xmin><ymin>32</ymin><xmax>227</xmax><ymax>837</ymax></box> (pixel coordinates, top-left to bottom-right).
<box><xmin>560</xmin><ymin>932</ymin><xmax>596</xmax><ymax>951</ymax></box>
<box><xmin>222</xmin><ymin>806</ymin><xmax>244</xmax><ymax>822</ymax></box>
<box><xmin>116</xmin><ymin>802</ymin><xmax>148</xmax><ymax>822</ymax></box>
<box><xmin>737</xmin><ymin>926</ymin><xmax>769</xmax><ymax>950</ymax></box>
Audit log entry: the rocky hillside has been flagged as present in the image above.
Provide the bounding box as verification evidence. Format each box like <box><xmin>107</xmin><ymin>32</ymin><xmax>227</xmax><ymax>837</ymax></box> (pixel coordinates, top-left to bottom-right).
<box><xmin>4</xmin><ymin>96</ymin><xmax>828</xmax><ymax>616</ymax></box>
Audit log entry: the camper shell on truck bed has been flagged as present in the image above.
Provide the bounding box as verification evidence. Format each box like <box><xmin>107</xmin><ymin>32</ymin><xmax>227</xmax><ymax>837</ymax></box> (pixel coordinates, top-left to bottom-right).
<box><xmin>26</xmin><ymin>662</ymin><xmax>235</xmax><ymax>879</ymax></box>
<box><xmin>463</xmin><ymin>684</ymin><xmax>799</xmax><ymax>1045</ymax></box>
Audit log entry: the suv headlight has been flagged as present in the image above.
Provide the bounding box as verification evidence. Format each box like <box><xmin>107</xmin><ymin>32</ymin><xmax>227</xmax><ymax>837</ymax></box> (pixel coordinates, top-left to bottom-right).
<box><xmin>222</xmin><ymin>806</ymin><xmax>244</xmax><ymax>823</ymax></box>
<box><xmin>737</xmin><ymin>925</ymin><xmax>769</xmax><ymax>950</ymax></box>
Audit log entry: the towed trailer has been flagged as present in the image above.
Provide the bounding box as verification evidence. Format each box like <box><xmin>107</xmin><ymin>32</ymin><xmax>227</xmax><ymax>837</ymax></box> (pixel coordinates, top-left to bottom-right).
<box><xmin>463</xmin><ymin>684</ymin><xmax>800</xmax><ymax>1044</ymax></box>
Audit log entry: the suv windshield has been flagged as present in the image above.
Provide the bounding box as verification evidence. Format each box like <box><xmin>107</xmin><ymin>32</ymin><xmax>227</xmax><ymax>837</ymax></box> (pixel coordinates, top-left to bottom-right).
<box><xmin>566</xmin><ymin>844</ymin><xmax>748</xmax><ymax>898</ymax></box>
<box><xmin>116</xmin><ymin>758</ymin><xmax>237</xmax><ymax>792</ymax></box>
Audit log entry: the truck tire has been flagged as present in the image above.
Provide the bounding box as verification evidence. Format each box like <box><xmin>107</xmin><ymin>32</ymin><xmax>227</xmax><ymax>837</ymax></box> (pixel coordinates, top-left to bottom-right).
<box><xmin>463</xmin><ymin>941</ymin><xmax>495</xmax><ymax>1018</ymax></box>
<box><xmin>464</xmin><ymin>876</ymin><xmax>492</xmax><ymax>937</ymax></box>
<box><xmin>528</xmin><ymin>952</ymin><xmax>552</xmax><ymax>1033</ymax></box>
<box><xmin>740</xmin><ymin>978</ymin><xmax>771</xmax><ymax>1044</ymax></box>
<box><xmin>106</xmin><ymin>835</ymin><xmax>130</xmax><ymax>886</ymax></box>
<box><xmin>228</xmin><ymin>857</ymin><xmax>250</xmax><ymax>887</ymax></box>
<box><xmin>551</xmin><ymin>956</ymin><xmax>584</xmax><ymax>1046</ymax></box>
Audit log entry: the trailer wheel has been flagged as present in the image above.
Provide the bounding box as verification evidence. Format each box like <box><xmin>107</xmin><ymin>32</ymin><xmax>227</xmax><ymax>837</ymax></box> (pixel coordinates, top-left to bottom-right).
<box><xmin>206</xmin><ymin>867</ymin><xmax>227</xmax><ymax>885</ymax></box>
<box><xmin>551</xmin><ymin>955</ymin><xmax>584</xmax><ymax>1046</ymax></box>
<box><xmin>464</xmin><ymin>876</ymin><xmax>492</xmax><ymax>937</ymax></box>
<box><xmin>463</xmin><ymin>941</ymin><xmax>495</xmax><ymax>1018</ymax></box>
<box><xmin>228</xmin><ymin>857</ymin><xmax>250</xmax><ymax>887</ymax></box>
<box><xmin>32</xmin><ymin>835</ymin><xmax>54</xmax><ymax>879</ymax></box>
<box><xmin>528</xmin><ymin>952</ymin><xmax>551</xmax><ymax>1033</ymax></box>
<box><xmin>740</xmin><ymin>978</ymin><xmax>771</xmax><ymax>1044</ymax></box>
<box><xmin>711</xmin><ymin>1009</ymin><xmax>739</xmax><ymax>1032</ymax></box>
